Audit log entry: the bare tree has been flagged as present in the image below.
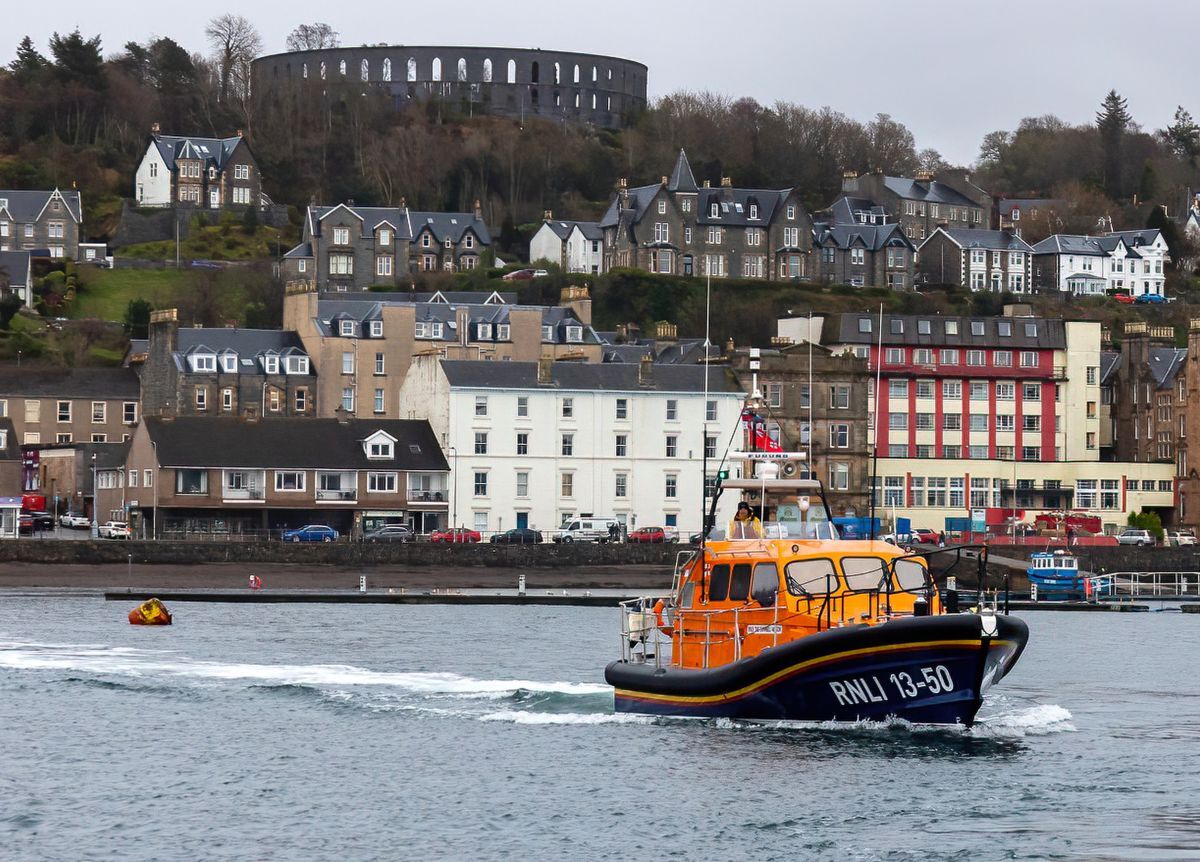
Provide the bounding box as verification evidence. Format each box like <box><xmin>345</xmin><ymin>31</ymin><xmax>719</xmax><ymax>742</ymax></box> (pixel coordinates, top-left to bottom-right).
<box><xmin>286</xmin><ymin>23</ymin><xmax>340</xmax><ymax>52</ymax></box>
<box><xmin>205</xmin><ymin>14</ymin><xmax>262</xmax><ymax>103</ymax></box>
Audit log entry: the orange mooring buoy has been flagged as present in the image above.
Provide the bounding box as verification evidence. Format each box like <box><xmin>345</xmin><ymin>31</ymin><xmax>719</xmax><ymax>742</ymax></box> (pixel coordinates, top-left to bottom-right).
<box><xmin>128</xmin><ymin>597</ymin><xmax>173</xmax><ymax>625</ymax></box>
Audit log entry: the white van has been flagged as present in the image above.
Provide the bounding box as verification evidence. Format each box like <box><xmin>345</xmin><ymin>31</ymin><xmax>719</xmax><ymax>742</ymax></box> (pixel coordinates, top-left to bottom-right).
<box><xmin>554</xmin><ymin>517</ymin><xmax>621</xmax><ymax>543</ymax></box>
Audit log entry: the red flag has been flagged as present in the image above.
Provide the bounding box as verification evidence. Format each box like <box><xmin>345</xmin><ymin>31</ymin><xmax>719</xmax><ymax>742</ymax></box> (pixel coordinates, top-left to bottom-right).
<box><xmin>741</xmin><ymin>410</ymin><xmax>783</xmax><ymax>452</ymax></box>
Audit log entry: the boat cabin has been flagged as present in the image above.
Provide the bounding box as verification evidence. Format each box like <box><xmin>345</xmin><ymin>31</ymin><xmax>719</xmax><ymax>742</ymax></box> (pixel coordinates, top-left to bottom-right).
<box><xmin>1028</xmin><ymin>551</ymin><xmax>1079</xmax><ymax>573</ymax></box>
<box><xmin>660</xmin><ymin>479</ymin><xmax>938</xmax><ymax>670</ymax></box>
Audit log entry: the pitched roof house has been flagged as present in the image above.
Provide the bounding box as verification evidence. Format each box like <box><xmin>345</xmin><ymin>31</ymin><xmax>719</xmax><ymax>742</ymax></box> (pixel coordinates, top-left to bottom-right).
<box><xmin>134</xmin><ymin>125</ymin><xmax>262</xmax><ymax>209</ymax></box>
<box><xmin>917</xmin><ymin>228</ymin><xmax>1034</xmax><ymax>292</ymax></box>
<box><xmin>0</xmin><ymin>189</ymin><xmax>84</xmax><ymax>260</ymax></box>
<box><xmin>529</xmin><ymin>217</ymin><xmax>605</xmax><ymax>274</ymax></box>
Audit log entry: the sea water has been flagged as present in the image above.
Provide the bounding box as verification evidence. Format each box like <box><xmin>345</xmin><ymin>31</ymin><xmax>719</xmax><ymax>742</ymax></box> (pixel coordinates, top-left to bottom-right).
<box><xmin>0</xmin><ymin>598</ymin><xmax>1196</xmax><ymax>861</ymax></box>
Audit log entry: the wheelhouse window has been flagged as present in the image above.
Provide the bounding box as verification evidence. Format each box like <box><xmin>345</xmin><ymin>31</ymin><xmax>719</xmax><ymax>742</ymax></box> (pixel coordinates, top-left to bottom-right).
<box><xmin>841</xmin><ymin>557</ymin><xmax>889</xmax><ymax>591</ymax></box>
<box><xmin>784</xmin><ymin>559</ymin><xmax>838</xmax><ymax>596</ymax></box>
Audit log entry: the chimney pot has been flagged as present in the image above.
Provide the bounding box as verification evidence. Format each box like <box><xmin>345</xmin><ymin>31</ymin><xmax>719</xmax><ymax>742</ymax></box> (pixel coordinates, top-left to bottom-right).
<box><xmin>703</xmin><ymin>180</ymin><xmax>711</xmax><ymax>188</ymax></box>
<box><xmin>151</xmin><ymin>122</ymin><xmax>161</xmax><ymax>135</ymax></box>
<box><xmin>236</xmin><ymin>128</ymin><xmax>243</xmax><ymax>138</ymax></box>
<box><xmin>537</xmin><ymin>356</ymin><xmax>554</xmax><ymax>385</ymax></box>
<box><xmin>720</xmin><ymin>177</ymin><xmax>732</xmax><ymax>188</ymax></box>
<box><xmin>661</xmin><ymin>176</ymin><xmax>668</xmax><ymax>185</ymax></box>
<box><xmin>638</xmin><ymin>354</ymin><xmax>654</xmax><ymax>386</ymax></box>
<box><xmin>543</xmin><ymin>210</ymin><xmax>552</xmax><ymax>220</ymax></box>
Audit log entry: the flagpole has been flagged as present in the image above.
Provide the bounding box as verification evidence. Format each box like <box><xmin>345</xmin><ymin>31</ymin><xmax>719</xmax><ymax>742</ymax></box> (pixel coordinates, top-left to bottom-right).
<box><xmin>869</xmin><ymin>302</ymin><xmax>884</xmax><ymax>539</ymax></box>
<box><xmin>701</xmin><ymin>272</ymin><xmax>712</xmax><ymax>541</ymax></box>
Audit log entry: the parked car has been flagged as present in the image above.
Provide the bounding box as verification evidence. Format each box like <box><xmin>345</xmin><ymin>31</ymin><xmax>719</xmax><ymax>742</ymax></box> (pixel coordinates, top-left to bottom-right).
<box><xmin>911</xmin><ymin>528</ymin><xmax>939</xmax><ymax>544</ymax></box>
<box><xmin>1135</xmin><ymin>293</ymin><xmax>1166</xmax><ymax>304</ymax></box>
<box><xmin>554</xmin><ymin>517</ymin><xmax>621</xmax><ymax>543</ymax></box>
<box><xmin>1116</xmin><ymin>528</ymin><xmax>1154</xmax><ymax>547</ymax></box>
<box><xmin>490</xmin><ymin>528</ymin><xmax>543</xmax><ymax>545</ymax></box>
<box><xmin>24</xmin><ymin>511</ymin><xmax>55</xmax><ymax>531</ymax></box>
<box><xmin>98</xmin><ymin>521</ymin><xmax>131</xmax><ymax>539</ymax></box>
<box><xmin>500</xmin><ymin>268</ymin><xmax>549</xmax><ymax>281</ymax></box>
<box><xmin>430</xmin><ymin>527</ymin><xmax>481</xmax><ymax>544</ymax></box>
<box><xmin>1112</xmin><ymin>292</ymin><xmax>1135</xmax><ymax>304</ymax></box>
<box><xmin>1166</xmin><ymin>530</ymin><xmax>1198</xmax><ymax>547</ymax></box>
<box><xmin>363</xmin><ymin>525</ymin><xmax>416</xmax><ymax>543</ymax></box>
<box><xmin>60</xmin><ymin>512</ymin><xmax>90</xmax><ymax>529</ymax></box>
<box><xmin>17</xmin><ymin>515</ymin><xmax>33</xmax><ymax>535</ymax></box>
<box><xmin>628</xmin><ymin>527</ymin><xmax>674</xmax><ymax>544</ymax></box>
<box><xmin>282</xmin><ymin>524</ymin><xmax>338</xmax><ymax>543</ymax></box>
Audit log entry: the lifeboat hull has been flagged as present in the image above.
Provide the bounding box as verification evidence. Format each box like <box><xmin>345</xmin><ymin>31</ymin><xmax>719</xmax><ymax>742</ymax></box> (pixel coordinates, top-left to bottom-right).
<box><xmin>606</xmin><ymin>614</ymin><xmax>1027</xmax><ymax>727</ymax></box>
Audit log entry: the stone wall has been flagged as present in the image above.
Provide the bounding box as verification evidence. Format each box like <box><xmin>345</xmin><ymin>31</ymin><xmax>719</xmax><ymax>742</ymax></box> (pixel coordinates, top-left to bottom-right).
<box><xmin>113</xmin><ymin>202</ymin><xmax>290</xmax><ymax>248</ymax></box>
<box><xmin>0</xmin><ymin>539</ymin><xmax>687</xmax><ymax>568</ymax></box>
<box><xmin>1001</xmin><ymin>545</ymin><xmax>1200</xmax><ymax>573</ymax></box>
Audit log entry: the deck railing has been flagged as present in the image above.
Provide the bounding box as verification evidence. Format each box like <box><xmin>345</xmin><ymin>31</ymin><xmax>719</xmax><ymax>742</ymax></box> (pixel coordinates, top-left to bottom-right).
<box><xmin>1085</xmin><ymin>571</ymin><xmax>1200</xmax><ymax>600</ymax></box>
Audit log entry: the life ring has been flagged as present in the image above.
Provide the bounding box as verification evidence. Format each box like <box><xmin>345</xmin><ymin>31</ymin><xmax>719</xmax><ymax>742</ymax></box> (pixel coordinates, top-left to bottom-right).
<box><xmin>653</xmin><ymin>598</ymin><xmax>675</xmax><ymax>637</ymax></box>
<box><xmin>248</xmin><ymin>574</ymin><xmax>262</xmax><ymax>590</ymax></box>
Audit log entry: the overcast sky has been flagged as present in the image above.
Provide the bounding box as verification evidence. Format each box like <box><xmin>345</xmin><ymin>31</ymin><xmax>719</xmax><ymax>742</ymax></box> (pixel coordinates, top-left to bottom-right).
<box><xmin>6</xmin><ymin>0</ymin><xmax>1194</xmax><ymax>166</ymax></box>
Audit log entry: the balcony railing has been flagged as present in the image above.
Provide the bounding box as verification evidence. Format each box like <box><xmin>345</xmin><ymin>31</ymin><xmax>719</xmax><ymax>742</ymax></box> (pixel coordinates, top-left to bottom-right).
<box><xmin>407</xmin><ymin>490</ymin><xmax>447</xmax><ymax>503</ymax></box>
<box><xmin>315</xmin><ymin>489</ymin><xmax>357</xmax><ymax>502</ymax></box>
<box><xmin>222</xmin><ymin>487</ymin><xmax>266</xmax><ymax>500</ymax></box>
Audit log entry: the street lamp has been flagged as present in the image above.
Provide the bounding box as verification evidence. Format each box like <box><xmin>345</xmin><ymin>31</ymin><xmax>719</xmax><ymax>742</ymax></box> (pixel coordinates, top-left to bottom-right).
<box><xmin>91</xmin><ymin>452</ymin><xmax>98</xmax><ymax>538</ymax></box>
<box><xmin>448</xmin><ymin>445</ymin><xmax>457</xmax><ymax>529</ymax></box>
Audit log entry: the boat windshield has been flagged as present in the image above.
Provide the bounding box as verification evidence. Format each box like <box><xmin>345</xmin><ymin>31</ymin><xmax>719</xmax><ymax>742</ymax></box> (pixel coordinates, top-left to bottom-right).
<box><xmin>891</xmin><ymin>559</ymin><xmax>929</xmax><ymax>592</ymax></box>
<box><xmin>712</xmin><ymin>491</ymin><xmax>839</xmax><ymax>542</ymax></box>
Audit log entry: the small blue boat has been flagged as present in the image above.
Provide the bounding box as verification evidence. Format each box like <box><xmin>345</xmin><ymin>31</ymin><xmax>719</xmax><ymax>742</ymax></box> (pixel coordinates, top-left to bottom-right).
<box><xmin>1027</xmin><ymin>551</ymin><xmax>1084</xmax><ymax>601</ymax></box>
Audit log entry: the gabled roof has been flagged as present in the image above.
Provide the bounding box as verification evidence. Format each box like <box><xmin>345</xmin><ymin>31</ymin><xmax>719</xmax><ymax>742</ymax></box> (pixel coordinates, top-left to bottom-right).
<box><xmin>440</xmin><ymin>360</ymin><xmax>743</xmax><ymax>394</ymax></box>
<box><xmin>0</xmin><ymin>189</ymin><xmax>83</xmax><ymax>224</ymax></box>
<box><xmin>813</xmin><ymin>222</ymin><xmax>914</xmax><ymax>252</ymax></box>
<box><xmin>929</xmin><ymin>228</ymin><xmax>1033</xmax><ymax>252</ymax></box>
<box><xmin>0</xmin><ymin>250</ymin><xmax>32</xmax><ymax>288</ymax></box>
<box><xmin>310</xmin><ymin>205</ymin><xmax>491</xmax><ymax>245</ymax></box>
<box><xmin>882</xmin><ymin>176</ymin><xmax>979</xmax><ymax>207</ymax></box>
<box><xmin>283</xmin><ymin>242</ymin><xmax>313</xmax><ymax>259</ymax></box>
<box><xmin>0</xmin><ymin>367</ymin><xmax>140</xmax><ymax>399</ymax></box>
<box><xmin>173</xmin><ymin>329</ymin><xmax>312</xmax><ymax>374</ymax></box>
<box><xmin>1100</xmin><ymin>350</ymin><xmax>1120</xmax><ymax>385</ymax></box>
<box><xmin>410</xmin><ymin>210</ymin><xmax>491</xmax><ymax>245</ymax></box>
<box><xmin>828</xmin><ymin>196</ymin><xmax>890</xmax><ymax>225</ymax></box>
<box><xmin>541</xmin><ymin>220</ymin><xmax>604</xmax><ymax>242</ymax></box>
<box><xmin>1148</xmin><ymin>347</ymin><xmax>1187</xmax><ymax>388</ymax></box>
<box><xmin>696</xmin><ymin>187</ymin><xmax>792</xmax><ymax>227</ymax></box>
<box><xmin>144</xmin><ymin>417</ymin><xmax>448</xmax><ymax>471</ymax></box>
<box><xmin>1106</xmin><ymin>228</ymin><xmax>1163</xmax><ymax>248</ymax></box>
<box><xmin>667</xmin><ymin>149</ymin><xmax>698</xmax><ymax>193</ymax></box>
<box><xmin>152</xmin><ymin>134</ymin><xmax>245</xmax><ymax>172</ymax></box>
<box><xmin>1032</xmin><ymin>234</ymin><xmax>1141</xmax><ymax>257</ymax></box>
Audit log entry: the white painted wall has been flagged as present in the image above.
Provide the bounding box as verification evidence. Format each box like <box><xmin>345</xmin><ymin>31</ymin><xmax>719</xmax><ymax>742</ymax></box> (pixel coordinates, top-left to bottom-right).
<box><xmin>134</xmin><ymin>144</ymin><xmax>171</xmax><ymax>207</ymax></box>
<box><xmin>529</xmin><ymin>224</ymin><xmax>564</xmax><ymax>269</ymax></box>
<box><xmin>565</xmin><ymin>227</ymin><xmax>604</xmax><ymax>274</ymax></box>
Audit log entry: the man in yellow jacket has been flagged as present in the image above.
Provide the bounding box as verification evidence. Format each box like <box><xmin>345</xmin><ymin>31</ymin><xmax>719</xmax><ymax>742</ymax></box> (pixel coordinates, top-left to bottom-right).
<box><xmin>728</xmin><ymin>501</ymin><xmax>763</xmax><ymax>539</ymax></box>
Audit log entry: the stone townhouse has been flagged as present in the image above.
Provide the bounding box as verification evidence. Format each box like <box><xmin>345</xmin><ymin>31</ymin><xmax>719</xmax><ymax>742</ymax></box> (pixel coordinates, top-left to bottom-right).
<box><xmin>600</xmin><ymin>149</ymin><xmax>813</xmax><ymax>281</ymax></box>
<box><xmin>283</xmin><ymin>201</ymin><xmax>492</xmax><ymax>291</ymax></box>
<box><xmin>137</xmin><ymin>309</ymin><xmax>317</xmax><ymax>419</ymax></box>
<box><xmin>0</xmin><ymin>368</ymin><xmax>141</xmax><ymax>446</ymax></box>
<box><xmin>134</xmin><ymin>125</ymin><xmax>262</xmax><ymax>209</ymax></box>
<box><xmin>812</xmin><ymin>197</ymin><xmax>917</xmax><ymax>289</ymax></box>
<box><xmin>917</xmin><ymin>228</ymin><xmax>1034</xmax><ymax>293</ymax></box>
<box><xmin>724</xmin><ymin>339</ymin><xmax>871</xmax><ymax>517</ymax></box>
<box><xmin>123</xmin><ymin>416</ymin><xmax>449</xmax><ymax>538</ymax></box>
<box><xmin>1110</xmin><ymin>323</ymin><xmax>1186</xmax><ymax>470</ymax></box>
<box><xmin>283</xmin><ymin>284</ymin><xmax>604</xmax><ymax>419</ymax></box>
<box><xmin>529</xmin><ymin>216</ymin><xmax>605</xmax><ymax>274</ymax></box>
<box><xmin>0</xmin><ymin>189</ymin><xmax>83</xmax><ymax>260</ymax></box>
<box><xmin>836</xmin><ymin>170</ymin><xmax>990</xmax><ymax>244</ymax></box>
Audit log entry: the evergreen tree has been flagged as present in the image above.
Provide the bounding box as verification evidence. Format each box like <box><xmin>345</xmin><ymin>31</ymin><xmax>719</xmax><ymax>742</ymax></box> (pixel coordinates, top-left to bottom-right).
<box><xmin>48</xmin><ymin>30</ymin><xmax>105</xmax><ymax>85</ymax></box>
<box><xmin>9</xmin><ymin>36</ymin><xmax>48</xmax><ymax>79</ymax></box>
<box><xmin>1096</xmin><ymin>90</ymin><xmax>1131</xmax><ymax>199</ymax></box>
<box><xmin>1138</xmin><ymin>159</ymin><xmax>1157</xmax><ymax>201</ymax></box>
<box><xmin>1162</xmin><ymin>106</ymin><xmax>1200</xmax><ymax>166</ymax></box>
<box><xmin>1147</xmin><ymin>205</ymin><xmax>1182</xmax><ymax>264</ymax></box>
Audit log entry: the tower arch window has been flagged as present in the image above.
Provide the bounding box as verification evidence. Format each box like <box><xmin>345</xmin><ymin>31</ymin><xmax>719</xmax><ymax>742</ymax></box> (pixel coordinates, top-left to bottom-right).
<box><xmin>339</xmin><ymin>59</ymin><xmax>346</xmax><ymax>76</ymax></box>
<box><xmin>592</xmin><ymin>65</ymin><xmax>597</xmax><ymax>82</ymax></box>
<box><xmin>302</xmin><ymin>63</ymin><xmax>308</xmax><ymax>78</ymax></box>
<box><xmin>554</xmin><ymin>62</ymin><xmax>561</xmax><ymax>84</ymax></box>
<box><xmin>457</xmin><ymin>58</ymin><xmax>467</xmax><ymax>81</ymax></box>
<box><xmin>483</xmin><ymin>58</ymin><xmax>493</xmax><ymax>82</ymax></box>
<box><xmin>531</xmin><ymin>61</ymin><xmax>539</xmax><ymax>83</ymax></box>
<box><xmin>382</xmin><ymin>58</ymin><xmax>391</xmax><ymax>81</ymax></box>
<box><xmin>507</xmin><ymin>59</ymin><xmax>516</xmax><ymax>83</ymax></box>
<box><xmin>320</xmin><ymin>61</ymin><xmax>326</xmax><ymax>79</ymax></box>
<box><xmin>573</xmin><ymin>64</ymin><xmax>580</xmax><ymax>83</ymax></box>
<box><xmin>361</xmin><ymin>58</ymin><xmax>369</xmax><ymax>81</ymax></box>
<box><xmin>431</xmin><ymin>58</ymin><xmax>442</xmax><ymax>81</ymax></box>
<box><xmin>407</xmin><ymin>57</ymin><xmax>417</xmax><ymax>81</ymax></box>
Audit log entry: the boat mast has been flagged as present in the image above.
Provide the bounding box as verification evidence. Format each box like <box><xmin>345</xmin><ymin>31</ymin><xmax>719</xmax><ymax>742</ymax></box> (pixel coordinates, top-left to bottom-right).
<box><xmin>869</xmin><ymin>303</ymin><xmax>884</xmax><ymax>540</ymax></box>
<box><xmin>701</xmin><ymin>271</ymin><xmax>712</xmax><ymax>545</ymax></box>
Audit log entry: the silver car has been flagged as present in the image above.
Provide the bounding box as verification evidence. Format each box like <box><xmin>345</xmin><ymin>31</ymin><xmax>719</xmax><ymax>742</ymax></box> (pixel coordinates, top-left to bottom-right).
<box><xmin>1116</xmin><ymin>529</ymin><xmax>1154</xmax><ymax>547</ymax></box>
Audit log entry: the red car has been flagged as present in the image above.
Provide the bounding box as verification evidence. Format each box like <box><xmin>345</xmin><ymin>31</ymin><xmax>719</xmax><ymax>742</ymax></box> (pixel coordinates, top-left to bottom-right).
<box><xmin>1112</xmin><ymin>292</ymin><xmax>1135</xmax><ymax>304</ymax></box>
<box><xmin>628</xmin><ymin>527</ymin><xmax>671</xmax><ymax>544</ymax></box>
<box><xmin>430</xmin><ymin>527</ymin><xmax>481</xmax><ymax>544</ymax></box>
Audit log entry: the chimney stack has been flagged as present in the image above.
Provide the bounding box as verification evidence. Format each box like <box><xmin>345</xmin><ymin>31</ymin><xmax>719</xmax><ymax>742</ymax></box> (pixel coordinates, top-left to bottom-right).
<box><xmin>638</xmin><ymin>355</ymin><xmax>654</xmax><ymax>387</ymax></box>
<box><xmin>915</xmin><ymin>169</ymin><xmax>934</xmax><ymax>183</ymax></box>
<box><xmin>720</xmin><ymin>177</ymin><xmax>732</xmax><ymax>188</ymax></box>
<box><xmin>236</xmin><ymin>128</ymin><xmax>244</xmax><ymax>138</ymax></box>
<box><xmin>703</xmin><ymin>180</ymin><xmax>711</xmax><ymax>188</ymax></box>
<box><xmin>543</xmin><ymin>209</ymin><xmax>552</xmax><ymax>220</ymax></box>
<box><xmin>399</xmin><ymin>196</ymin><xmax>407</xmax><ymax>210</ymax></box>
<box><xmin>151</xmin><ymin>122</ymin><xmax>161</xmax><ymax>136</ymax></box>
<box><xmin>473</xmin><ymin>198</ymin><xmax>482</xmax><ymax>220</ymax></box>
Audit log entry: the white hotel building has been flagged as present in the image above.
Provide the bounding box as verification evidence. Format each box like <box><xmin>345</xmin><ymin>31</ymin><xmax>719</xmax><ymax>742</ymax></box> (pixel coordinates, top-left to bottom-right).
<box><xmin>1032</xmin><ymin>229</ymin><xmax>1168</xmax><ymax>297</ymax></box>
<box><xmin>396</xmin><ymin>356</ymin><xmax>746</xmax><ymax>535</ymax></box>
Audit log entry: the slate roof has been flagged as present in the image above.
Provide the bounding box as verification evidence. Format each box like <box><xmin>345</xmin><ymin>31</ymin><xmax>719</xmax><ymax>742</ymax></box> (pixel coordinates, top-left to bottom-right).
<box><xmin>315</xmin><ymin>290</ymin><xmax>515</xmax><ymax>305</ymax></box>
<box><xmin>1031</xmin><ymin>234</ymin><xmax>1136</xmax><ymax>257</ymax></box>
<box><xmin>667</xmin><ymin>149</ymin><xmax>698</xmax><ymax>193</ymax></box>
<box><xmin>933</xmin><ymin>228</ymin><xmax>1034</xmax><ymax>252</ymax></box>
<box><xmin>997</xmin><ymin>198</ymin><xmax>1061</xmax><ymax>217</ymax></box>
<box><xmin>827</xmin><ymin>196</ymin><xmax>891</xmax><ymax>225</ymax></box>
<box><xmin>0</xmin><ymin>251</ymin><xmax>31</xmax><ymax>288</ymax></box>
<box><xmin>309</xmin><ymin>205</ymin><xmax>491</xmax><ymax>245</ymax></box>
<box><xmin>1148</xmin><ymin>347</ymin><xmax>1187</xmax><ymax>388</ymax></box>
<box><xmin>283</xmin><ymin>242</ymin><xmax>312</xmax><ymax>259</ymax></box>
<box><xmin>144</xmin><ymin>417</ymin><xmax>448</xmax><ymax>471</ymax></box>
<box><xmin>542</xmin><ymin>220</ymin><xmax>604</xmax><ymax>242</ymax></box>
<box><xmin>882</xmin><ymin>177</ymin><xmax>979</xmax><ymax>207</ymax></box>
<box><xmin>833</xmin><ymin>313</ymin><xmax>1066</xmax><ymax>349</ymax></box>
<box><xmin>1106</xmin><ymin>229</ymin><xmax>1163</xmax><ymax>249</ymax></box>
<box><xmin>172</xmin><ymin>329</ymin><xmax>313</xmax><ymax>375</ymax></box>
<box><xmin>152</xmin><ymin>134</ymin><xmax>243</xmax><ymax>172</ymax></box>
<box><xmin>0</xmin><ymin>367</ymin><xmax>140</xmax><ymax>399</ymax></box>
<box><xmin>439</xmin><ymin>360</ymin><xmax>743</xmax><ymax>394</ymax></box>
<box><xmin>813</xmin><ymin>222</ymin><xmax>913</xmax><ymax>252</ymax></box>
<box><xmin>1100</xmin><ymin>351</ymin><xmax>1120</xmax><ymax>385</ymax></box>
<box><xmin>0</xmin><ymin>189</ymin><xmax>83</xmax><ymax>224</ymax></box>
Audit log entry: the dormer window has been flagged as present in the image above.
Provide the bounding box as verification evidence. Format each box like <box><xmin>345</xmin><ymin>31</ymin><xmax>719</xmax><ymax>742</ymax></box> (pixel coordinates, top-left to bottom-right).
<box><xmin>285</xmin><ymin>355</ymin><xmax>309</xmax><ymax>374</ymax></box>
<box><xmin>565</xmin><ymin>325</ymin><xmax>583</xmax><ymax>343</ymax></box>
<box><xmin>369</xmin><ymin>320</ymin><xmax>383</xmax><ymax>337</ymax></box>
<box><xmin>542</xmin><ymin>324</ymin><xmax>554</xmax><ymax>341</ymax></box>
<box><xmin>497</xmin><ymin>324</ymin><xmax>510</xmax><ymax>340</ymax></box>
<box><xmin>709</xmin><ymin>203</ymin><xmax>719</xmax><ymax>218</ymax></box>
<box><xmin>998</xmin><ymin>320</ymin><xmax>1012</xmax><ymax>337</ymax></box>
<box><xmin>340</xmin><ymin>320</ymin><xmax>355</xmax><ymax>337</ymax></box>
<box><xmin>971</xmin><ymin>321</ymin><xmax>985</xmax><ymax>336</ymax></box>
<box><xmin>263</xmin><ymin>355</ymin><xmax>280</xmax><ymax>374</ymax></box>
<box><xmin>220</xmin><ymin>353</ymin><xmax>238</xmax><ymax>373</ymax></box>
<box><xmin>477</xmin><ymin>323</ymin><xmax>492</xmax><ymax>340</ymax></box>
<box><xmin>364</xmin><ymin>431</ymin><xmax>397</xmax><ymax>460</ymax></box>
<box><xmin>191</xmin><ymin>354</ymin><xmax>216</xmax><ymax>373</ymax></box>
<box><xmin>464</xmin><ymin>234</ymin><xmax>474</xmax><ymax>250</ymax></box>
<box><xmin>379</xmin><ymin>228</ymin><xmax>392</xmax><ymax>245</ymax></box>
<box><xmin>444</xmin><ymin>236</ymin><xmax>453</xmax><ymax>248</ymax></box>
<box><xmin>749</xmin><ymin>204</ymin><xmax>758</xmax><ymax>220</ymax></box>
<box><xmin>422</xmin><ymin>233</ymin><xmax>432</xmax><ymax>248</ymax></box>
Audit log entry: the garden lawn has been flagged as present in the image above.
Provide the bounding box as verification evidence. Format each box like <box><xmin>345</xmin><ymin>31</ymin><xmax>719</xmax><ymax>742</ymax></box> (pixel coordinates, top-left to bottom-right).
<box><xmin>68</xmin><ymin>268</ymin><xmax>188</xmax><ymax>322</ymax></box>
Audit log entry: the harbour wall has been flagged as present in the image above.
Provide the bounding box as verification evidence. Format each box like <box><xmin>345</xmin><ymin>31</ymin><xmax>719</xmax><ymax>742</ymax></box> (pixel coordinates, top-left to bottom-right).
<box><xmin>998</xmin><ymin>545</ymin><xmax>1200</xmax><ymax>573</ymax></box>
